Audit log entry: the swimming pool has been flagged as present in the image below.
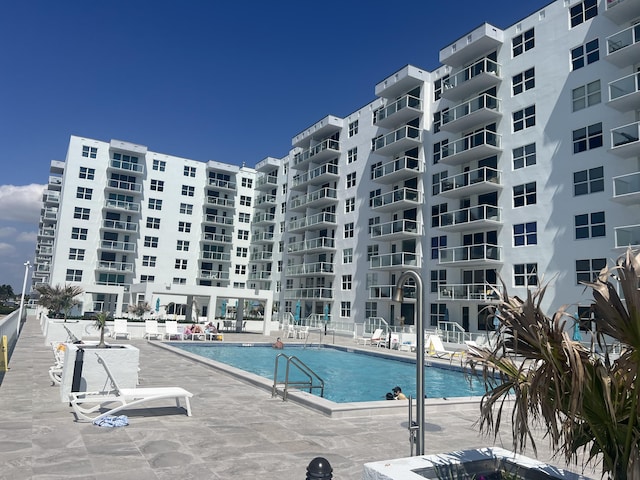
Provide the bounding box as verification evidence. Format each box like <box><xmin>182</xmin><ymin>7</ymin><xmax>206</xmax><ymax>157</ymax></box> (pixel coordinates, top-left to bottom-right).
<box><xmin>173</xmin><ymin>343</ymin><xmax>486</xmax><ymax>403</ymax></box>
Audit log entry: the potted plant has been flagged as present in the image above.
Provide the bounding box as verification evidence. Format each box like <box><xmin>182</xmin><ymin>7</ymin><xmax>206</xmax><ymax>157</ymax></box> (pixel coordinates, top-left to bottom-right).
<box><xmin>127</xmin><ymin>301</ymin><xmax>152</xmax><ymax>321</ymax></box>
<box><xmin>94</xmin><ymin>311</ymin><xmax>109</xmax><ymax>348</ymax></box>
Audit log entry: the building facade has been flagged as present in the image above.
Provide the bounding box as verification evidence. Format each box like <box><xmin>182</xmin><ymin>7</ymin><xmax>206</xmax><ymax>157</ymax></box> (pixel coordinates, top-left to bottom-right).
<box><xmin>34</xmin><ymin>0</ymin><xmax>640</xmax><ymax>335</ymax></box>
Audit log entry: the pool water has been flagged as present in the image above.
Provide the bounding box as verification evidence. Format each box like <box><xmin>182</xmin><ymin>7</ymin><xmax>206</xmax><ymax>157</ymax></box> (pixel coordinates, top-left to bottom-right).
<box><xmin>175</xmin><ymin>343</ymin><xmax>486</xmax><ymax>403</ymax></box>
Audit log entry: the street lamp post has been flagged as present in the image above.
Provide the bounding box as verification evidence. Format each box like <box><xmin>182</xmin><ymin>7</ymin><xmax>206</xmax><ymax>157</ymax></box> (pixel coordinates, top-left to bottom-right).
<box><xmin>393</xmin><ymin>271</ymin><xmax>425</xmax><ymax>456</ymax></box>
<box><xmin>17</xmin><ymin>261</ymin><xmax>32</xmax><ymax>337</ymax></box>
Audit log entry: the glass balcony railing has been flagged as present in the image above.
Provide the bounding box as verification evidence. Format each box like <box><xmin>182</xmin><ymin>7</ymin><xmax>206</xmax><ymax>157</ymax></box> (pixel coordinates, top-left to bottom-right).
<box><xmin>370</xmin><ymin>252</ymin><xmax>421</xmax><ymax>269</ymax></box>
<box><xmin>373</xmin><ymin>94</ymin><xmax>421</xmax><ymax>125</ymax></box>
<box><xmin>611</xmin><ymin>121</ymin><xmax>640</xmax><ymax>148</ymax></box>
<box><xmin>614</xmin><ymin>224</ymin><xmax>640</xmax><ymax>248</ymax></box>
<box><xmin>370</xmin><ymin>219</ymin><xmax>420</xmax><ymax>239</ymax></box>
<box><xmin>293</xmin><ymin>138</ymin><xmax>340</xmax><ymax>166</ymax></box>
<box><xmin>287</xmin><ymin>237</ymin><xmax>335</xmax><ymax>253</ymax></box>
<box><xmin>250</xmin><ymin>251</ymin><xmax>273</xmax><ymax>261</ymax></box>
<box><xmin>202</xmin><ymin>233</ymin><xmax>233</xmax><ymax>243</ymax></box>
<box><xmin>442</xmin><ymin>93</ymin><xmax>500</xmax><ymax>125</ymax></box>
<box><xmin>371</xmin><ymin>187</ymin><xmax>421</xmax><ymax>209</ymax></box>
<box><xmin>284</xmin><ymin>288</ymin><xmax>333</xmax><ymax>300</ymax></box>
<box><xmin>206</xmin><ymin>196</ymin><xmax>235</xmax><ymax>208</ymax></box>
<box><xmin>371</xmin><ymin>125</ymin><xmax>421</xmax><ymax>152</ymax></box>
<box><xmin>368</xmin><ymin>285</ymin><xmax>396</xmax><ymax>300</ymax></box>
<box><xmin>256</xmin><ymin>194</ymin><xmax>277</xmax><ymax>207</ymax></box>
<box><xmin>292</xmin><ymin>163</ymin><xmax>339</xmax><ymax>189</ymax></box>
<box><xmin>200</xmin><ymin>251</ymin><xmax>232</xmax><ymax>262</ymax></box>
<box><xmin>289</xmin><ymin>212</ymin><xmax>336</xmax><ymax>231</ymax></box>
<box><xmin>207</xmin><ymin>178</ymin><xmax>237</xmax><ymax>190</ymax></box>
<box><xmin>256</xmin><ymin>174</ymin><xmax>278</xmax><ymax>189</ymax></box>
<box><xmin>438</xmin><ymin>166</ymin><xmax>501</xmax><ymax>194</ymax></box>
<box><xmin>100</xmin><ymin>240</ymin><xmax>136</xmax><ymax>252</ymax></box>
<box><xmin>107</xmin><ymin>179</ymin><xmax>142</xmax><ymax>193</ymax></box>
<box><xmin>109</xmin><ymin>159</ymin><xmax>144</xmax><ymax>174</ymax></box>
<box><xmin>441</xmin><ymin>130</ymin><xmax>501</xmax><ymax>160</ymax></box>
<box><xmin>613</xmin><ymin>171</ymin><xmax>640</xmax><ymax>199</ymax></box>
<box><xmin>102</xmin><ymin>219</ymin><xmax>138</xmax><ymax>232</ymax></box>
<box><xmin>286</xmin><ymin>262</ymin><xmax>334</xmax><ymax>276</ymax></box>
<box><xmin>609</xmin><ymin>71</ymin><xmax>640</xmax><ymax>102</ymax></box>
<box><xmin>438</xmin><ymin>204</ymin><xmax>501</xmax><ymax>228</ymax></box>
<box><xmin>97</xmin><ymin>261</ymin><xmax>134</xmax><ymax>272</ymax></box>
<box><xmin>204</xmin><ymin>214</ymin><xmax>234</xmax><ymax>225</ymax></box>
<box><xmin>251</xmin><ymin>232</ymin><xmax>275</xmax><ymax>242</ymax></box>
<box><xmin>443</xmin><ymin>58</ymin><xmax>500</xmax><ymax>90</ymax></box>
<box><xmin>252</xmin><ymin>212</ymin><xmax>276</xmax><ymax>224</ymax></box>
<box><xmin>290</xmin><ymin>188</ymin><xmax>337</xmax><ymax>210</ymax></box>
<box><xmin>438</xmin><ymin>283</ymin><xmax>501</xmax><ymax>301</ymax></box>
<box><xmin>371</xmin><ymin>156</ymin><xmax>422</xmax><ymax>181</ymax></box>
<box><xmin>105</xmin><ymin>198</ymin><xmax>140</xmax><ymax>212</ymax></box>
<box><xmin>199</xmin><ymin>270</ymin><xmax>230</xmax><ymax>280</ymax></box>
<box><xmin>607</xmin><ymin>24</ymin><xmax>640</xmax><ymax>55</ymax></box>
<box><xmin>438</xmin><ymin>244</ymin><xmax>501</xmax><ymax>264</ymax></box>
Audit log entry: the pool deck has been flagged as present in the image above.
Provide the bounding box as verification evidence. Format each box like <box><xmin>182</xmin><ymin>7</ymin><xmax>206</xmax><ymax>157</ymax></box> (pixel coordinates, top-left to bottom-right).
<box><xmin>0</xmin><ymin>316</ymin><xmax>599</xmax><ymax>479</ymax></box>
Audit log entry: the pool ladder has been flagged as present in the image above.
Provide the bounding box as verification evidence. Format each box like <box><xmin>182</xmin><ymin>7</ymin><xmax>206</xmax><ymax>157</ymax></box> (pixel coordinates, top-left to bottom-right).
<box><xmin>272</xmin><ymin>353</ymin><xmax>325</xmax><ymax>401</ymax></box>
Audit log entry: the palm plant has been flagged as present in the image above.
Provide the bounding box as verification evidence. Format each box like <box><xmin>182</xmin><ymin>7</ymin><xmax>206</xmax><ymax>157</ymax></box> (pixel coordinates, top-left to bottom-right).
<box><xmin>128</xmin><ymin>301</ymin><xmax>152</xmax><ymax>321</ymax></box>
<box><xmin>468</xmin><ymin>248</ymin><xmax>640</xmax><ymax>480</ymax></box>
<box><xmin>35</xmin><ymin>283</ymin><xmax>84</xmax><ymax>321</ymax></box>
<box><xmin>94</xmin><ymin>311</ymin><xmax>109</xmax><ymax>348</ymax></box>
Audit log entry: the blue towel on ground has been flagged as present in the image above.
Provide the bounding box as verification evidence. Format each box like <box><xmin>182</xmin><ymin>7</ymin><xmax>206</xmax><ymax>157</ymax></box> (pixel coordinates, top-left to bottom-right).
<box><xmin>93</xmin><ymin>415</ymin><xmax>129</xmax><ymax>427</ymax></box>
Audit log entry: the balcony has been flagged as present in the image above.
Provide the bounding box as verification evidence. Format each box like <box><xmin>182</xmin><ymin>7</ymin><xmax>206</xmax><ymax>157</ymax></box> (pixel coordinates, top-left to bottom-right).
<box><xmin>614</xmin><ymin>224</ymin><xmax>640</xmax><ymax>248</ymax></box>
<box><xmin>613</xmin><ymin>171</ymin><xmax>640</xmax><ymax>205</ymax></box>
<box><xmin>255</xmin><ymin>194</ymin><xmax>277</xmax><ymax>210</ymax></box>
<box><xmin>289</xmin><ymin>212</ymin><xmax>337</xmax><ymax>233</ymax></box>
<box><xmin>441</xmin><ymin>94</ymin><xmax>501</xmax><ymax>133</ymax></box>
<box><xmin>604</xmin><ymin>0</ymin><xmax>640</xmax><ymax>25</ymax></box>
<box><xmin>371</xmin><ymin>187</ymin><xmax>421</xmax><ymax>213</ymax></box>
<box><xmin>442</xmin><ymin>58</ymin><xmax>501</xmax><ymax>102</ymax></box>
<box><xmin>438</xmin><ymin>283</ymin><xmax>500</xmax><ymax>302</ymax></box>
<box><xmin>290</xmin><ymin>188</ymin><xmax>338</xmax><ymax>212</ymax></box>
<box><xmin>207</xmin><ymin>178</ymin><xmax>237</xmax><ymax>191</ymax></box>
<box><xmin>96</xmin><ymin>261</ymin><xmax>134</xmax><ymax>273</ymax></box>
<box><xmin>50</xmin><ymin>160</ymin><xmax>64</xmax><ymax>175</ymax></box>
<box><xmin>370</xmin><ymin>252</ymin><xmax>421</xmax><ymax>270</ymax></box>
<box><xmin>252</xmin><ymin>212</ymin><xmax>276</xmax><ymax>226</ymax></box>
<box><xmin>104</xmin><ymin>198</ymin><xmax>140</xmax><ymax>213</ymax></box>
<box><xmin>292</xmin><ymin>115</ymin><xmax>343</xmax><ymax>149</ymax></box>
<box><xmin>439</xmin><ymin>23</ymin><xmax>503</xmax><ymax>68</ymax></box>
<box><xmin>200</xmin><ymin>251</ymin><xmax>232</xmax><ymax>262</ymax></box>
<box><xmin>375</xmin><ymin>64</ymin><xmax>428</xmax><ymax>99</ymax></box>
<box><xmin>373</xmin><ymin>94</ymin><xmax>422</xmax><ymax>128</ymax></box>
<box><xmin>108</xmin><ymin>158</ymin><xmax>144</xmax><ymax>175</ymax></box>
<box><xmin>256</xmin><ymin>174</ymin><xmax>278</xmax><ymax>191</ymax></box>
<box><xmin>287</xmin><ymin>237</ymin><xmax>335</xmax><ymax>255</ymax></box>
<box><xmin>248</xmin><ymin>271</ymin><xmax>272</xmax><ymax>281</ymax></box>
<box><xmin>286</xmin><ymin>262</ymin><xmax>334</xmax><ymax>276</ymax></box>
<box><xmin>203</xmin><ymin>213</ymin><xmax>234</xmax><ymax>226</ymax></box>
<box><xmin>198</xmin><ymin>270</ymin><xmax>230</xmax><ymax>281</ymax></box>
<box><xmin>48</xmin><ymin>176</ymin><xmax>62</xmax><ymax>190</ymax></box>
<box><xmin>202</xmin><ymin>232</ymin><xmax>233</xmax><ymax>244</ymax></box>
<box><xmin>42</xmin><ymin>207</ymin><xmax>58</xmax><ymax>222</ymax></box>
<box><xmin>284</xmin><ymin>288</ymin><xmax>333</xmax><ymax>300</ymax></box>
<box><xmin>102</xmin><ymin>219</ymin><xmax>138</xmax><ymax>232</ymax></box>
<box><xmin>106</xmin><ymin>179</ymin><xmax>142</xmax><ymax>194</ymax></box>
<box><xmin>293</xmin><ymin>138</ymin><xmax>340</xmax><ymax>169</ymax></box>
<box><xmin>371</xmin><ymin>125</ymin><xmax>421</xmax><ymax>156</ymax></box>
<box><xmin>608</xmin><ymin>72</ymin><xmax>640</xmax><ymax>111</ymax></box>
<box><xmin>440</xmin><ymin>130</ymin><xmax>502</xmax><ymax>166</ymax></box>
<box><xmin>606</xmin><ymin>24</ymin><xmax>640</xmax><ymax>67</ymax></box>
<box><xmin>291</xmin><ymin>163</ymin><xmax>339</xmax><ymax>191</ymax></box>
<box><xmin>100</xmin><ymin>240</ymin><xmax>136</xmax><ymax>253</ymax></box>
<box><xmin>368</xmin><ymin>285</ymin><xmax>395</xmax><ymax>300</ymax></box>
<box><xmin>251</xmin><ymin>231</ymin><xmax>275</xmax><ymax>243</ymax></box>
<box><xmin>44</xmin><ymin>191</ymin><xmax>60</xmax><ymax>205</ymax></box>
<box><xmin>38</xmin><ymin>228</ymin><xmax>55</xmax><ymax>238</ymax></box>
<box><xmin>205</xmin><ymin>196</ymin><xmax>235</xmax><ymax>208</ymax></box>
<box><xmin>371</xmin><ymin>156</ymin><xmax>423</xmax><ymax>184</ymax></box>
<box><xmin>438</xmin><ymin>166</ymin><xmax>502</xmax><ymax>198</ymax></box>
<box><xmin>610</xmin><ymin>121</ymin><xmax>640</xmax><ymax>157</ymax></box>
<box><xmin>437</xmin><ymin>204</ymin><xmax>502</xmax><ymax>232</ymax></box>
<box><xmin>370</xmin><ymin>219</ymin><xmax>421</xmax><ymax>241</ymax></box>
<box><xmin>250</xmin><ymin>251</ymin><xmax>273</xmax><ymax>262</ymax></box>
<box><xmin>438</xmin><ymin>244</ymin><xmax>502</xmax><ymax>266</ymax></box>
<box><xmin>38</xmin><ymin>245</ymin><xmax>53</xmax><ymax>255</ymax></box>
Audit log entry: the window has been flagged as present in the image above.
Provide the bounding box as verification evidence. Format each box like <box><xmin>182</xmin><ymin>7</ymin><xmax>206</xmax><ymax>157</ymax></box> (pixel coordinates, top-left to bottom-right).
<box><xmin>68</xmin><ymin>248</ymin><xmax>85</xmax><ymax>261</ymax></box>
<box><xmin>514</xmin><ymin>263</ymin><xmax>538</xmax><ymax>287</ymax></box>
<box><xmin>513</xmin><ymin>105</ymin><xmax>535</xmax><ymax>131</ymax></box>
<box><xmin>183</xmin><ymin>166</ymin><xmax>196</xmax><ymax>177</ymax></box>
<box><xmin>76</xmin><ymin>187</ymin><xmax>93</xmax><ymax>200</ymax></box>
<box><xmin>342</xmin><ymin>275</ymin><xmax>352</xmax><ymax>290</ymax></box>
<box><xmin>179</xmin><ymin>203</ymin><xmax>193</xmax><ymax>215</ymax></box>
<box><xmin>575</xmin><ymin>211</ymin><xmax>606</xmax><ymax>239</ymax></box>
<box><xmin>79</xmin><ymin>167</ymin><xmax>95</xmax><ymax>180</ymax></box>
<box><xmin>574</xmin><ymin>166</ymin><xmax>604</xmax><ymax>196</ymax></box>
<box><xmin>146</xmin><ymin>217</ymin><xmax>161</xmax><ymax>229</ymax></box>
<box><xmin>513</xmin><ymin>143</ymin><xmax>536</xmax><ymax>169</ymax></box>
<box><xmin>434</xmin><ymin>76</ymin><xmax>448</xmax><ymax>101</ymax></box>
<box><xmin>572</xmin><ymin>80</ymin><xmax>601</xmax><ymax>111</ymax></box>
<box><xmin>234</xmin><ymin>264</ymin><xmax>246</xmax><ymax>275</ymax></box>
<box><xmin>344</xmin><ymin>222</ymin><xmax>354</xmax><ymax>238</ymax></box>
<box><xmin>570</xmin><ymin>0</ymin><xmax>597</xmax><ymax>28</ymax></box>
<box><xmin>432</xmin><ymin>171</ymin><xmax>448</xmax><ymax>196</ymax></box>
<box><xmin>237</xmin><ymin>229</ymin><xmax>249</xmax><ymax>240</ymax></box>
<box><xmin>73</xmin><ymin>207</ymin><xmax>90</xmax><ymax>220</ymax></box>
<box><xmin>513</xmin><ymin>222</ymin><xmax>537</xmax><ymax>246</ymax></box>
<box><xmin>239</xmin><ymin>213</ymin><xmax>250</xmax><ymax>223</ymax></box>
<box><xmin>152</xmin><ymin>159</ymin><xmax>166</xmax><ymax>171</ymax></box>
<box><xmin>82</xmin><ymin>145</ymin><xmax>97</xmax><ymax>158</ymax></box>
<box><xmin>346</xmin><ymin>172</ymin><xmax>356</xmax><ymax>188</ymax></box>
<box><xmin>571</xmin><ymin>39</ymin><xmax>599</xmax><ymax>71</ymax></box>
<box><xmin>66</xmin><ymin>269</ymin><xmax>82</xmax><ymax>281</ymax></box>
<box><xmin>182</xmin><ymin>185</ymin><xmax>195</xmax><ymax>197</ymax></box>
<box><xmin>177</xmin><ymin>240</ymin><xmax>190</xmax><ymax>251</ymax></box>
<box><xmin>341</xmin><ymin>301</ymin><xmax>351</xmax><ymax>318</ymax></box>
<box><xmin>175</xmin><ymin>259</ymin><xmax>188</xmax><ymax>270</ymax></box>
<box><xmin>573</xmin><ymin>123</ymin><xmax>603</xmax><ymax>153</ymax></box>
<box><xmin>431</xmin><ymin>236</ymin><xmax>447</xmax><ymax>260</ymax></box>
<box><xmin>144</xmin><ymin>236</ymin><xmax>158</xmax><ymax>248</ymax></box>
<box><xmin>430</xmin><ymin>303</ymin><xmax>447</xmax><ymax>327</ymax></box>
<box><xmin>148</xmin><ymin>198</ymin><xmax>162</xmax><ymax>210</ymax></box>
<box><xmin>433</xmin><ymin>140</ymin><xmax>448</xmax><ymax>164</ymax></box>
<box><xmin>513</xmin><ymin>182</ymin><xmax>537</xmax><ymax>207</ymax></box>
<box><xmin>345</xmin><ymin>197</ymin><xmax>355</xmax><ymax>213</ymax></box>
<box><xmin>343</xmin><ymin>248</ymin><xmax>353</xmax><ymax>264</ymax></box>
<box><xmin>140</xmin><ymin>275</ymin><xmax>155</xmax><ymax>283</ymax></box>
<box><xmin>367</xmin><ymin>244</ymin><xmax>379</xmax><ymax>262</ymax></box>
<box><xmin>242</xmin><ymin>177</ymin><xmax>253</xmax><ymax>188</ymax></box>
<box><xmin>347</xmin><ymin>147</ymin><xmax>357</xmax><ymax>164</ymax></box>
<box><xmin>431</xmin><ymin>203</ymin><xmax>447</xmax><ymax>228</ymax></box>
<box><xmin>281</xmin><ymin>202</ymin><xmax>286</xmax><ymax>214</ymax></box>
<box><xmin>365</xmin><ymin>301</ymin><xmax>378</xmax><ymax>319</ymax></box>
<box><xmin>240</xmin><ymin>195</ymin><xmax>252</xmax><ymax>207</ymax></box>
<box><xmin>512</xmin><ymin>68</ymin><xmax>535</xmax><ymax>95</ymax></box>
<box><xmin>348</xmin><ymin>120</ymin><xmax>358</xmax><ymax>137</ymax></box>
<box><xmin>71</xmin><ymin>227</ymin><xmax>88</xmax><ymax>240</ymax></box>
<box><xmin>512</xmin><ymin>28</ymin><xmax>534</xmax><ymax>57</ymax></box>
<box><xmin>433</xmin><ymin>111</ymin><xmax>442</xmax><ymax>134</ymax></box>
<box><xmin>236</xmin><ymin>247</ymin><xmax>248</xmax><ymax>257</ymax></box>
<box><xmin>430</xmin><ymin>270</ymin><xmax>447</xmax><ymax>294</ymax></box>
<box><xmin>150</xmin><ymin>179</ymin><xmax>164</xmax><ymax>191</ymax></box>
<box><xmin>173</xmin><ymin>277</ymin><xmax>187</xmax><ymax>285</ymax></box>
<box><xmin>576</xmin><ymin>258</ymin><xmax>607</xmax><ymax>284</ymax></box>
<box><xmin>142</xmin><ymin>255</ymin><xmax>157</xmax><ymax>267</ymax></box>
<box><xmin>178</xmin><ymin>221</ymin><xmax>191</xmax><ymax>233</ymax></box>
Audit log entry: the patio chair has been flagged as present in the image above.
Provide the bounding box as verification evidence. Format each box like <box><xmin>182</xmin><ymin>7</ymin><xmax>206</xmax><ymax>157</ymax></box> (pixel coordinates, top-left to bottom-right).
<box><xmin>371</xmin><ymin>329</ymin><xmax>387</xmax><ymax>347</ymax></box>
<box><xmin>163</xmin><ymin>320</ymin><xmax>183</xmax><ymax>340</ymax></box>
<box><xmin>426</xmin><ymin>335</ymin><xmax>464</xmax><ymax>360</ymax></box>
<box><xmin>143</xmin><ymin>320</ymin><xmax>163</xmax><ymax>340</ymax></box>
<box><xmin>110</xmin><ymin>319</ymin><xmax>130</xmax><ymax>340</ymax></box>
<box><xmin>69</xmin><ymin>353</ymin><xmax>193</xmax><ymax>423</ymax></box>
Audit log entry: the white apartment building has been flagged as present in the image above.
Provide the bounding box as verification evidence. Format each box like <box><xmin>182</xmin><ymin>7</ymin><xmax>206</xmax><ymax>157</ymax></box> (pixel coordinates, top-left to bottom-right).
<box><xmin>34</xmin><ymin>0</ymin><xmax>640</xmax><ymax>336</ymax></box>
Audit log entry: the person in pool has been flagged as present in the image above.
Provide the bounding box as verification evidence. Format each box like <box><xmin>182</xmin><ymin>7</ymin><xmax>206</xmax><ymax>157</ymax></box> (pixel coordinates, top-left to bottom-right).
<box><xmin>272</xmin><ymin>337</ymin><xmax>284</xmax><ymax>349</ymax></box>
<box><xmin>392</xmin><ymin>386</ymin><xmax>407</xmax><ymax>400</ymax></box>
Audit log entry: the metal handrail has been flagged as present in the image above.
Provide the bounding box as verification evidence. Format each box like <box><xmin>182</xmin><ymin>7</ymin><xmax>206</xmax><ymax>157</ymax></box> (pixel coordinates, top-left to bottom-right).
<box><xmin>272</xmin><ymin>353</ymin><xmax>324</xmax><ymax>401</ymax></box>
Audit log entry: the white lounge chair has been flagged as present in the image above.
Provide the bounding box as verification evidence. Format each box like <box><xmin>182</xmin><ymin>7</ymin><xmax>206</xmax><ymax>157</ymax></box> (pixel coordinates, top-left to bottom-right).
<box><xmin>48</xmin><ymin>342</ymin><xmax>66</xmax><ymax>385</ymax></box>
<box><xmin>426</xmin><ymin>335</ymin><xmax>464</xmax><ymax>359</ymax></box>
<box><xmin>110</xmin><ymin>319</ymin><xmax>130</xmax><ymax>340</ymax></box>
<box><xmin>163</xmin><ymin>321</ymin><xmax>183</xmax><ymax>340</ymax></box>
<box><xmin>371</xmin><ymin>329</ymin><xmax>387</xmax><ymax>347</ymax></box>
<box><xmin>143</xmin><ymin>320</ymin><xmax>163</xmax><ymax>340</ymax></box>
<box><xmin>69</xmin><ymin>353</ymin><xmax>193</xmax><ymax>422</ymax></box>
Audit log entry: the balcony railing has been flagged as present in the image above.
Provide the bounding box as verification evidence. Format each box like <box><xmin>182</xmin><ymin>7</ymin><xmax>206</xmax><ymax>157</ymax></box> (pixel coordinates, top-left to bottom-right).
<box><xmin>44</xmin><ymin>191</ymin><xmax>60</xmax><ymax>203</ymax></box>
<box><xmin>442</xmin><ymin>58</ymin><xmax>501</xmax><ymax>100</ymax></box>
<box><xmin>202</xmin><ymin>233</ymin><xmax>233</xmax><ymax>243</ymax></box>
<box><xmin>293</xmin><ymin>138</ymin><xmax>340</xmax><ymax>167</ymax></box>
<box><xmin>287</xmin><ymin>237</ymin><xmax>335</xmax><ymax>254</ymax></box>
<box><xmin>438</xmin><ymin>244</ymin><xmax>501</xmax><ymax>265</ymax></box>
<box><xmin>614</xmin><ymin>224</ymin><xmax>640</xmax><ymax>248</ymax></box>
<box><xmin>251</xmin><ymin>231</ymin><xmax>275</xmax><ymax>243</ymax></box>
<box><xmin>368</xmin><ymin>285</ymin><xmax>396</xmax><ymax>300</ymax></box>
<box><xmin>204</xmin><ymin>214</ymin><xmax>234</xmax><ymax>225</ymax></box>
<box><xmin>613</xmin><ymin>171</ymin><xmax>640</xmax><ymax>204</ymax></box>
<box><xmin>371</xmin><ymin>187</ymin><xmax>421</xmax><ymax>211</ymax></box>
<box><xmin>102</xmin><ymin>219</ymin><xmax>138</xmax><ymax>232</ymax></box>
<box><xmin>109</xmin><ymin>158</ymin><xmax>144</xmax><ymax>174</ymax></box>
<box><xmin>438</xmin><ymin>166</ymin><xmax>501</xmax><ymax>196</ymax></box>
<box><xmin>199</xmin><ymin>270</ymin><xmax>230</xmax><ymax>280</ymax></box>
<box><xmin>248</xmin><ymin>271</ymin><xmax>272</xmax><ymax>280</ymax></box>
<box><xmin>286</xmin><ymin>262</ymin><xmax>334</xmax><ymax>276</ymax></box>
<box><xmin>290</xmin><ymin>188</ymin><xmax>338</xmax><ymax>211</ymax></box>
<box><xmin>438</xmin><ymin>283</ymin><xmax>501</xmax><ymax>302</ymax></box>
<box><xmin>438</xmin><ymin>204</ymin><xmax>502</xmax><ymax>230</ymax></box>
<box><xmin>284</xmin><ymin>288</ymin><xmax>333</xmax><ymax>300</ymax></box>
<box><xmin>97</xmin><ymin>261</ymin><xmax>134</xmax><ymax>272</ymax></box>
<box><xmin>370</xmin><ymin>219</ymin><xmax>421</xmax><ymax>240</ymax></box>
<box><xmin>107</xmin><ymin>179</ymin><xmax>142</xmax><ymax>193</ymax></box>
<box><xmin>252</xmin><ymin>212</ymin><xmax>276</xmax><ymax>225</ymax></box>
<box><xmin>206</xmin><ymin>196</ymin><xmax>235</xmax><ymax>208</ymax></box>
<box><xmin>289</xmin><ymin>212</ymin><xmax>336</xmax><ymax>231</ymax></box>
<box><xmin>611</xmin><ymin>121</ymin><xmax>640</xmax><ymax>156</ymax></box>
<box><xmin>255</xmin><ymin>194</ymin><xmax>277</xmax><ymax>208</ymax></box>
<box><xmin>441</xmin><ymin>93</ymin><xmax>501</xmax><ymax>131</ymax></box>
<box><xmin>100</xmin><ymin>240</ymin><xmax>136</xmax><ymax>252</ymax></box>
<box><xmin>207</xmin><ymin>178</ymin><xmax>237</xmax><ymax>190</ymax></box>
<box><xmin>256</xmin><ymin>174</ymin><xmax>278</xmax><ymax>190</ymax></box>
<box><xmin>291</xmin><ymin>163</ymin><xmax>339</xmax><ymax>190</ymax></box>
<box><xmin>200</xmin><ymin>251</ymin><xmax>232</xmax><ymax>262</ymax></box>
<box><xmin>370</xmin><ymin>252</ymin><xmax>421</xmax><ymax>269</ymax></box>
<box><xmin>605</xmin><ymin>0</ymin><xmax>640</xmax><ymax>24</ymax></box>
<box><xmin>371</xmin><ymin>125</ymin><xmax>421</xmax><ymax>154</ymax></box>
<box><xmin>606</xmin><ymin>24</ymin><xmax>640</xmax><ymax>66</ymax></box>
<box><xmin>249</xmin><ymin>251</ymin><xmax>273</xmax><ymax>261</ymax></box>
<box><xmin>608</xmin><ymin>71</ymin><xmax>640</xmax><ymax>110</ymax></box>
<box><xmin>371</xmin><ymin>155</ymin><xmax>422</xmax><ymax>183</ymax></box>
<box><xmin>105</xmin><ymin>198</ymin><xmax>140</xmax><ymax>212</ymax></box>
<box><xmin>440</xmin><ymin>129</ymin><xmax>502</xmax><ymax>165</ymax></box>
<box><xmin>373</xmin><ymin>94</ymin><xmax>421</xmax><ymax>126</ymax></box>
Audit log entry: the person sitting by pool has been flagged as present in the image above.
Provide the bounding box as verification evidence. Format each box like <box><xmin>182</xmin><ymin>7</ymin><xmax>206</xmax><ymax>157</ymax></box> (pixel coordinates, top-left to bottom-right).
<box><xmin>205</xmin><ymin>322</ymin><xmax>218</xmax><ymax>334</ymax></box>
<box><xmin>385</xmin><ymin>392</ymin><xmax>395</xmax><ymax>400</ymax></box>
<box><xmin>272</xmin><ymin>337</ymin><xmax>284</xmax><ymax>349</ymax></box>
<box><xmin>393</xmin><ymin>386</ymin><xmax>407</xmax><ymax>400</ymax></box>
<box><xmin>191</xmin><ymin>323</ymin><xmax>203</xmax><ymax>334</ymax></box>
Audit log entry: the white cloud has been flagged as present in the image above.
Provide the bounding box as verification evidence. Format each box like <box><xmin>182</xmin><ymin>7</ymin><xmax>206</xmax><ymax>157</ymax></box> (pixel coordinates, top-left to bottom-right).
<box><xmin>0</xmin><ymin>184</ymin><xmax>45</xmax><ymax>223</ymax></box>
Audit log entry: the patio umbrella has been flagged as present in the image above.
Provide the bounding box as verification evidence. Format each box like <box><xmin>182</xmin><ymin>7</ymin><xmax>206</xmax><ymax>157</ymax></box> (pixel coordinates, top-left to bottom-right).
<box><xmin>155</xmin><ymin>298</ymin><xmax>160</xmax><ymax>313</ymax></box>
<box><xmin>573</xmin><ymin>313</ymin><xmax>582</xmax><ymax>342</ymax></box>
<box><xmin>294</xmin><ymin>300</ymin><xmax>301</xmax><ymax>324</ymax></box>
<box><xmin>493</xmin><ymin>308</ymin><xmax>501</xmax><ymax>330</ymax></box>
<box><xmin>324</xmin><ymin>303</ymin><xmax>329</xmax><ymax>323</ymax></box>
<box><xmin>220</xmin><ymin>300</ymin><xmax>227</xmax><ymax>318</ymax></box>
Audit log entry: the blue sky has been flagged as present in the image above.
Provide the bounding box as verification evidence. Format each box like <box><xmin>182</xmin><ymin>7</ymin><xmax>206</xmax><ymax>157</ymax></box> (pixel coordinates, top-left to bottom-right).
<box><xmin>0</xmin><ymin>0</ymin><xmax>550</xmax><ymax>291</ymax></box>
